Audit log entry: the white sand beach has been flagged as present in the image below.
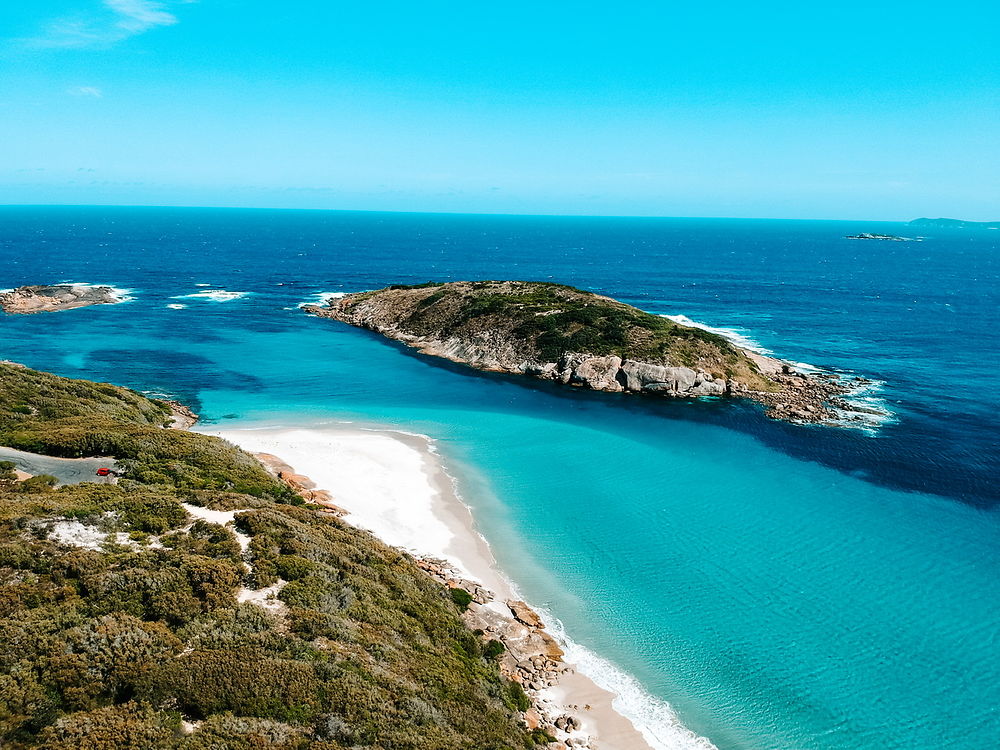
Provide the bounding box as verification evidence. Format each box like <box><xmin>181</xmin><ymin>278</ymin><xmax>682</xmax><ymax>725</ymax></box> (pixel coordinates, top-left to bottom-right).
<box><xmin>200</xmin><ymin>424</ymin><xmax>674</xmax><ymax>750</ymax></box>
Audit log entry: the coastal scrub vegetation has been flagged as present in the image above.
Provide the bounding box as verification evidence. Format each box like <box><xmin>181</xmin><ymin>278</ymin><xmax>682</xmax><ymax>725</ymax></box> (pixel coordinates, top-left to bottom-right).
<box><xmin>341</xmin><ymin>281</ymin><xmax>767</xmax><ymax>384</ymax></box>
<box><xmin>0</xmin><ymin>363</ymin><xmax>537</xmax><ymax>749</ymax></box>
<box><xmin>0</xmin><ymin>364</ymin><xmax>297</xmax><ymax>499</ymax></box>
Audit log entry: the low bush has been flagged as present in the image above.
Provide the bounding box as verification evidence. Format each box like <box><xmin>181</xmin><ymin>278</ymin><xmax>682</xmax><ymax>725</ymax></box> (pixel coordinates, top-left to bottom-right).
<box><xmin>0</xmin><ymin>364</ymin><xmax>534</xmax><ymax>749</ymax></box>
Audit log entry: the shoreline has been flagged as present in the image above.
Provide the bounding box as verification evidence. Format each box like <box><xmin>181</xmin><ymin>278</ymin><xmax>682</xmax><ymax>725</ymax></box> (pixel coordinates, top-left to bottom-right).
<box><xmin>200</xmin><ymin>423</ymin><xmax>713</xmax><ymax>750</ymax></box>
<box><xmin>305</xmin><ymin>292</ymin><xmax>885</xmax><ymax>432</ymax></box>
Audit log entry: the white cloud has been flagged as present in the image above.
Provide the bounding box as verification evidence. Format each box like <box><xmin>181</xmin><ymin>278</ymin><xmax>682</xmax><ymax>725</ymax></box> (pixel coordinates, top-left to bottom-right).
<box><xmin>104</xmin><ymin>0</ymin><xmax>178</xmax><ymax>35</ymax></box>
<box><xmin>69</xmin><ymin>86</ymin><xmax>104</xmax><ymax>98</ymax></box>
<box><xmin>29</xmin><ymin>0</ymin><xmax>180</xmax><ymax>49</ymax></box>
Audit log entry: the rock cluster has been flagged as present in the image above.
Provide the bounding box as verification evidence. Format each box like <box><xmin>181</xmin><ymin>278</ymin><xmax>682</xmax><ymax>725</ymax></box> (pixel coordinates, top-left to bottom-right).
<box><xmin>253</xmin><ymin>452</ymin><xmax>344</xmax><ymax>511</ymax></box>
<box><xmin>164</xmin><ymin>400</ymin><xmax>200</xmax><ymax>431</ymax></box>
<box><xmin>0</xmin><ymin>284</ymin><xmax>122</xmax><ymax>314</ymax></box>
<box><xmin>734</xmin><ymin>370</ymin><xmax>872</xmax><ymax>424</ymax></box>
<box><xmin>415</xmin><ymin>557</ymin><xmax>493</xmax><ymax>604</ymax></box>
<box><xmin>417</xmin><ymin>557</ymin><xmax>592</xmax><ymax>748</ymax></box>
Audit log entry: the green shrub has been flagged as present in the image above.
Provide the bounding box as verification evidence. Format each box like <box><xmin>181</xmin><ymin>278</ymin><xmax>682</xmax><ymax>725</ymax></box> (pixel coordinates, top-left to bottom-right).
<box><xmin>16</xmin><ymin>475</ymin><xmax>57</xmax><ymax>493</ymax></box>
<box><xmin>151</xmin><ymin>651</ymin><xmax>323</xmax><ymax>722</ymax></box>
<box><xmin>34</xmin><ymin>702</ymin><xmax>176</xmax><ymax>750</ymax></box>
<box><xmin>504</xmin><ymin>680</ymin><xmax>531</xmax><ymax>712</ymax></box>
<box><xmin>448</xmin><ymin>587</ymin><xmax>473</xmax><ymax>611</ymax></box>
<box><xmin>483</xmin><ymin>639</ymin><xmax>505</xmax><ymax>660</ymax></box>
<box><xmin>528</xmin><ymin>727</ymin><xmax>556</xmax><ymax>744</ymax></box>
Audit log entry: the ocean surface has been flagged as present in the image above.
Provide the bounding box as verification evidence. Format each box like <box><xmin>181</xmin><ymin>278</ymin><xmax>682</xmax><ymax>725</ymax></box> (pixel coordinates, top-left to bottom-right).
<box><xmin>1</xmin><ymin>206</ymin><xmax>997</xmax><ymax>749</ymax></box>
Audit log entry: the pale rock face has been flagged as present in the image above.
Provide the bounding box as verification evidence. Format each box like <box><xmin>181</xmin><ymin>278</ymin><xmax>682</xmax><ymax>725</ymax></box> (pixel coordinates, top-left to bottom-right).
<box><xmin>0</xmin><ymin>284</ymin><xmax>121</xmax><ymax>314</ymax></box>
<box><xmin>521</xmin><ymin>361</ymin><xmax>558</xmax><ymax>378</ymax></box>
<box><xmin>563</xmin><ymin>354</ymin><xmax>624</xmax><ymax>392</ymax></box>
<box><xmin>613</xmin><ymin>360</ymin><xmax>727</xmax><ymax>396</ymax></box>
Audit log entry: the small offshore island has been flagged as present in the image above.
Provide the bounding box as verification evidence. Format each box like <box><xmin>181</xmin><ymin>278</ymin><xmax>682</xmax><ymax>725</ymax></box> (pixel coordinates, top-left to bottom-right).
<box><xmin>844</xmin><ymin>233</ymin><xmax>921</xmax><ymax>241</ymax></box>
<box><xmin>305</xmin><ymin>281</ymin><xmax>873</xmax><ymax>426</ymax></box>
<box><xmin>0</xmin><ymin>284</ymin><xmax>124</xmax><ymax>314</ymax></box>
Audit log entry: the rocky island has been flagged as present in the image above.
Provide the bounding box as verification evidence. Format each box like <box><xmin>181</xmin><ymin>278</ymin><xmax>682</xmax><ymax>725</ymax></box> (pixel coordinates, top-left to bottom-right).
<box><xmin>305</xmin><ymin>281</ymin><xmax>870</xmax><ymax>425</ymax></box>
<box><xmin>0</xmin><ymin>284</ymin><xmax>124</xmax><ymax>314</ymax></box>
<box><xmin>844</xmin><ymin>233</ymin><xmax>920</xmax><ymax>241</ymax></box>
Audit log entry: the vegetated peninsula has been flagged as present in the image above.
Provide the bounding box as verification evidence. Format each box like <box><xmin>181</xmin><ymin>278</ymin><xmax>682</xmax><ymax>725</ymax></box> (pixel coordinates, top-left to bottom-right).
<box><xmin>908</xmin><ymin>217</ymin><xmax>1000</xmax><ymax>230</ymax></box>
<box><xmin>0</xmin><ymin>284</ymin><xmax>124</xmax><ymax>314</ymax></box>
<box><xmin>0</xmin><ymin>362</ymin><xmax>546</xmax><ymax>749</ymax></box>
<box><xmin>305</xmin><ymin>281</ymin><xmax>869</xmax><ymax>425</ymax></box>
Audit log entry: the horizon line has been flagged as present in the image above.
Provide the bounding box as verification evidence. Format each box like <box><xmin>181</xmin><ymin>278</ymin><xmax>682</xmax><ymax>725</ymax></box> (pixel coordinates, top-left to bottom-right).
<box><xmin>0</xmin><ymin>202</ymin><xmax>934</xmax><ymax>224</ymax></box>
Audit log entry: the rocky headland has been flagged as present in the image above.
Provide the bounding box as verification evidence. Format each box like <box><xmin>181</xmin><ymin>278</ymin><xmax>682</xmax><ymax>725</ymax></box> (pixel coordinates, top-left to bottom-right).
<box><xmin>0</xmin><ymin>284</ymin><xmax>124</xmax><ymax>314</ymax></box>
<box><xmin>305</xmin><ymin>280</ymin><xmax>870</xmax><ymax>426</ymax></box>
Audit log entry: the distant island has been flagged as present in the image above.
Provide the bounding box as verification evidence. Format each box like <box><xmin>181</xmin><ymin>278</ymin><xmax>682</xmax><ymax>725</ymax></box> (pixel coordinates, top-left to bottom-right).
<box><xmin>0</xmin><ymin>284</ymin><xmax>123</xmax><ymax>314</ymax></box>
<box><xmin>909</xmin><ymin>217</ymin><xmax>1000</xmax><ymax>230</ymax></box>
<box><xmin>844</xmin><ymin>233</ymin><xmax>921</xmax><ymax>242</ymax></box>
<box><xmin>305</xmin><ymin>280</ymin><xmax>872</xmax><ymax>425</ymax></box>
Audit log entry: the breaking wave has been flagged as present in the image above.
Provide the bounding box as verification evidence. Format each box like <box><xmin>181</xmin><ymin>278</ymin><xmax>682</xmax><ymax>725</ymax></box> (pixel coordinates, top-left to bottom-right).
<box><xmin>536</xmin><ymin>608</ymin><xmax>718</xmax><ymax>750</ymax></box>
<box><xmin>171</xmin><ymin>289</ymin><xmax>250</xmax><ymax>302</ymax></box>
<box><xmin>58</xmin><ymin>281</ymin><xmax>136</xmax><ymax>303</ymax></box>
<box><xmin>297</xmin><ymin>291</ymin><xmax>350</xmax><ymax>309</ymax></box>
<box><xmin>661</xmin><ymin>314</ymin><xmax>773</xmax><ymax>355</ymax></box>
<box><xmin>662</xmin><ymin>313</ymin><xmax>894</xmax><ymax>433</ymax></box>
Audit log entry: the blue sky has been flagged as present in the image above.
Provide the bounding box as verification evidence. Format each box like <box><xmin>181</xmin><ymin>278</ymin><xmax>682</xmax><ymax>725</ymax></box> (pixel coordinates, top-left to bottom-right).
<box><xmin>1</xmin><ymin>1</ymin><xmax>997</xmax><ymax>219</ymax></box>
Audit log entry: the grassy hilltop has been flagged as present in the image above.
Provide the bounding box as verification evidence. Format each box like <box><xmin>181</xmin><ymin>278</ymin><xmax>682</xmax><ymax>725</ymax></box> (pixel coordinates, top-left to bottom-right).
<box><xmin>0</xmin><ymin>363</ymin><xmax>536</xmax><ymax>749</ymax></box>
<box><xmin>318</xmin><ymin>280</ymin><xmax>770</xmax><ymax>387</ymax></box>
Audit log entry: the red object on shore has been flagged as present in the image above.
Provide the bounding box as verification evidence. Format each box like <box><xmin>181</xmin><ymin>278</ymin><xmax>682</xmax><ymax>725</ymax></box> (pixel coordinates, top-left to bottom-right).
<box><xmin>96</xmin><ymin>467</ymin><xmax>111</xmax><ymax>477</ymax></box>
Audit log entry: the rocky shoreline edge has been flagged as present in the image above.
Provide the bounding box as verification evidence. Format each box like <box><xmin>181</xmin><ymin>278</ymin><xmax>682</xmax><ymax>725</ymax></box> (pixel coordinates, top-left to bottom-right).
<box><xmin>0</xmin><ymin>284</ymin><xmax>125</xmax><ymax>314</ymax></box>
<box><xmin>255</xmin><ymin>451</ymin><xmax>627</xmax><ymax>749</ymax></box>
<box><xmin>305</xmin><ymin>299</ymin><xmax>879</xmax><ymax>429</ymax></box>
<box><xmin>201</xmin><ymin>425</ymin><xmax>668</xmax><ymax>750</ymax></box>
<box><xmin>416</xmin><ymin>557</ymin><xmax>591</xmax><ymax>746</ymax></box>
<box><xmin>173</xmin><ymin>416</ymin><xmax>601</xmax><ymax>744</ymax></box>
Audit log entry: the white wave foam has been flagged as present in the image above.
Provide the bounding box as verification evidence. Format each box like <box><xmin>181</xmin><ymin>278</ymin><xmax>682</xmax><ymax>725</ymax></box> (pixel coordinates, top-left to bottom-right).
<box><xmin>205</xmin><ymin>421</ymin><xmax>717</xmax><ymax>749</ymax></box>
<box><xmin>166</xmin><ymin>303</ymin><xmax>187</xmax><ymax>310</ymax></box>
<box><xmin>536</xmin><ymin>608</ymin><xmax>717</xmax><ymax>750</ymax></box>
<box><xmin>661</xmin><ymin>314</ymin><xmax>773</xmax><ymax>355</ymax></box>
<box><xmin>297</xmin><ymin>291</ymin><xmax>349</xmax><ymax>309</ymax></box>
<box><xmin>829</xmin><ymin>377</ymin><xmax>896</xmax><ymax>434</ymax></box>
<box><xmin>195</xmin><ymin>283</ymin><xmax>211</xmax><ymax>287</ymax></box>
<box><xmin>58</xmin><ymin>281</ymin><xmax>136</xmax><ymax>303</ymax></box>
<box><xmin>661</xmin><ymin>313</ymin><xmax>895</xmax><ymax>434</ymax></box>
<box><xmin>171</xmin><ymin>290</ymin><xmax>250</xmax><ymax>302</ymax></box>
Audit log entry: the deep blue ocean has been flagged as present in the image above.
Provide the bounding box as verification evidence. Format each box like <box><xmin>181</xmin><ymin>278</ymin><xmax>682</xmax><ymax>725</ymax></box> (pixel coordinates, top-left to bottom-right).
<box><xmin>1</xmin><ymin>206</ymin><xmax>997</xmax><ymax>750</ymax></box>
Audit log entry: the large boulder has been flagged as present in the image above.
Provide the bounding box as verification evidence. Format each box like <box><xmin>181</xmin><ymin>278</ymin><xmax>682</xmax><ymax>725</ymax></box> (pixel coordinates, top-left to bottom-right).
<box><xmin>619</xmin><ymin>360</ymin><xmax>726</xmax><ymax>395</ymax></box>
<box><xmin>565</xmin><ymin>354</ymin><xmax>623</xmax><ymax>392</ymax></box>
<box><xmin>620</xmin><ymin>360</ymin><xmax>691</xmax><ymax>392</ymax></box>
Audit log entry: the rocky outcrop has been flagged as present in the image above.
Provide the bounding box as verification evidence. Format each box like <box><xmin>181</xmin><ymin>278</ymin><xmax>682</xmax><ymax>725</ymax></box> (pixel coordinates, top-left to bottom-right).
<box><xmin>253</xmin><ymin>452</ymin><xmax>344</xmax><ymax>511</ymax></box>
<box><xmin>305</xmin><ymin>281</ymin><xmax>870</xmax><ymax>427</ymax></box>
<box><xmin>164</xmin><ymin>400</ymin><xmax>199</xmax><ymax>430</ymax></box>
<box><xmin>0</xmin><ymin>284</ymin><xmax>123</xmax><ymax>314</ymax></box>
<box><xmin>419</xmin><ymin>556</ymin><xmax>586</xmax><ymax>747</ymax></box>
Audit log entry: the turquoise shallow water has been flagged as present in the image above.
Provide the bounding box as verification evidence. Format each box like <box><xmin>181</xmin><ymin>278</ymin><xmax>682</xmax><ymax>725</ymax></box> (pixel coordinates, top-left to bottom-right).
<box><xmin>1</xmin><ymin>207</ymin><xmax>998</xmax><ymax>749</ymax></box>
